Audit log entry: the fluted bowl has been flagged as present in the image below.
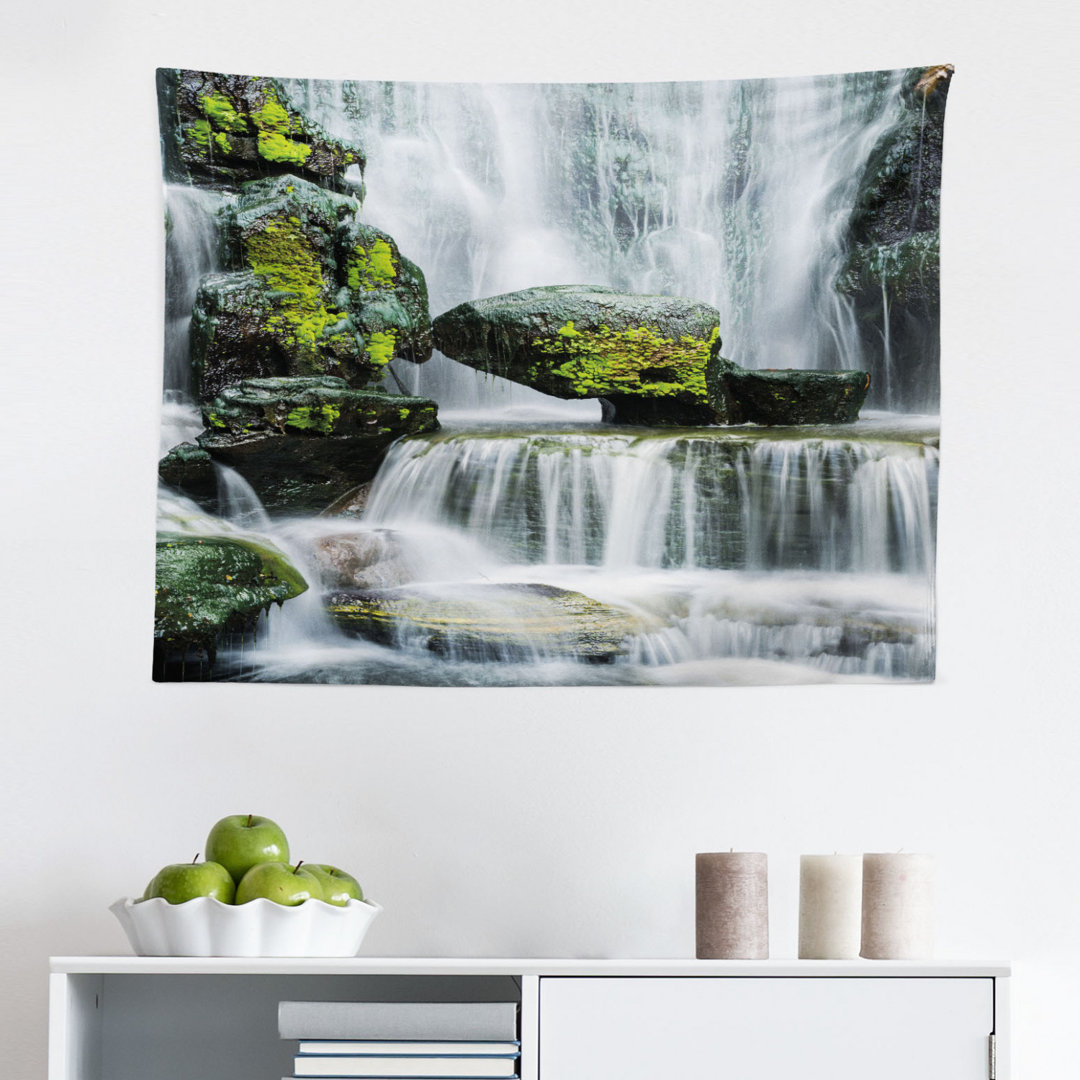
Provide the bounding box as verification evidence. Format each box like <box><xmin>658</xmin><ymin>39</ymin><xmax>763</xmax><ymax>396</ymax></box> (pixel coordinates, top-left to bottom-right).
<box><xmin>110</xmin><ymin>895</ymin><xmax>382</xmax><ymax>957</ymax></box>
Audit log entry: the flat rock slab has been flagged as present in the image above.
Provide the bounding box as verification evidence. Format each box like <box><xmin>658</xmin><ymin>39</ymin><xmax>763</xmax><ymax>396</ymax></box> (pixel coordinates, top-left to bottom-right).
<box><xmin>433</xmin><ymin>285</ymin><xmax>722</xmax><ymax>425</ymax></box>
<box><xmin>709</xmin><ymin>360</ymin><xmax>870</xmax><ymax>425</ymax></box>
<box><xmin>198</xmin><ymin>377</ymin><xmax>438</xmax><ymax>514</ymax></box>
<box><xmin>325</xmin><ymin>582</ymin><xmax>642</xmax><ymax>663</ymax></box>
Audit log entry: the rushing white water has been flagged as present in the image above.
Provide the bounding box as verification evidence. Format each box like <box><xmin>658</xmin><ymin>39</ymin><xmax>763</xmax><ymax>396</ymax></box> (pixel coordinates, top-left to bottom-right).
<box><xmin>364</xmin><ymin>425</ymin><xmax>937</xmax><ymax>576</ymax></box>
<box><xmin>188</xmin><ymin>417</ymin><xmax>938</xmax><ymax>684</ymax></box>
<box><xmin>283</xmin><ymin>71</ymin><xmax>917</xmax><ymax>410</ymax></box>
<box><xmin>163</xmin><ymin>184</ymin><xmax>231</xmax><ymax>396</ymax></box>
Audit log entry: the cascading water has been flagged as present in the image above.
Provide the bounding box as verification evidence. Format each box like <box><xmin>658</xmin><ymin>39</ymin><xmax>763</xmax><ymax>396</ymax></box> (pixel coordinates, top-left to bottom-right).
<box><xmin>159</xmin><ymin>70</ymin><xmax>943</xmax><ymax>684</ymax></box>
<box><xmin>283</xmin><ymin>71</ymin><xmax>922</xmax><ymax>411</ymax></box>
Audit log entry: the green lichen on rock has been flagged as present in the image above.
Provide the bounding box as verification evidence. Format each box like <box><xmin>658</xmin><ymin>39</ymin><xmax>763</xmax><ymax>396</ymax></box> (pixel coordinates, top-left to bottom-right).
<box><xmin>157</xmin><ymin>68</ymin><xmax>365</xmax><ymax>192</ymax></box>
<box><xmin>200</xmin><ymin>91</ymin><xmax>248</xmax><ymax>133</ymax></box>
<box><xmin>433</xmin><ymin>285</ymin><xmax>722</xmax><ymax>425</ymax></box>
<box><xmin>347</xmin><ymin>237</ymin><xmax>397</xmax><ymax>291</ymax></box>
<box><xmin>536</xmin><ymin>321</ymin><xmax>718</xmax><ymax>404</ymax></box>
<box><xmin>196</xmin><ymin>376</ymin><xmax>439</xmax><ymax>514</ymax></box>
<box><xmin>286</xmin><ymin>403</ymin><xmax>341</xmax><ymax>432</ymax></box>
<box><xmin>257</xmin><ymin>131</ymin><xmax>312</xmax><ymax>166</ymax></box>
<box><xmin>154</xmin><ymin>531</ymin><xmax>308</xmax><ymax>662</ymax></box>
<box><xmin>190</xmin><ymin>176</ymin><xmax>433</xmax><ymax>398</ymax></box>
<box><xmin>244</xmin><ymin>216</ymin><xmax>352</xmax><ymax>370</ymax></box>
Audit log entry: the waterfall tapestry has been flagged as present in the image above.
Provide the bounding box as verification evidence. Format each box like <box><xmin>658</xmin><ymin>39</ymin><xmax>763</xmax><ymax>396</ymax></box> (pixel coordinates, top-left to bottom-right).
<box><xmin>155</xmin><ymin>66</ymin><xmax>949</xmax><ymax>685</ymax></box>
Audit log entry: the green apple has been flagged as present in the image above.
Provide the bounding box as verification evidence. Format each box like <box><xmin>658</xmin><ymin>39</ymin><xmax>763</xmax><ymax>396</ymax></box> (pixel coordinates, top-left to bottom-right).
<box><xmin>235</xmin><ymin>861</ymin><xmax>324</xmax><ymax>906</ymax></box>
<box><xmin>205</xmin><ymin>814</ymin><xmax>289</xmax><ymax>883</ymax></box>
<box><xmin>143</xmin><ymin>855</ymin><xmax>236</xmax><ymax>904</ymax></box>
<box><xmin>307</xmin><ymin>864</ymin><xmax>364</xmax><ymax>906</ymax></box>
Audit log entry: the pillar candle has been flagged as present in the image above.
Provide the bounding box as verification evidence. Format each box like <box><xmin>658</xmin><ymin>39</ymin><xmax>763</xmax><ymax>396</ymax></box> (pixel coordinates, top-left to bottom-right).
<box><xmin>860</xmin><ymin>853</ymin><xmax>935</xmax><ymax>959</ymax></box>
<box><xmin>695</xmin><ymin>852</ymin><xmax>769</xmax><ymax>959</ymax></box>
<box><xmin>799</xmin><ymin>854</ymin><xmax>862</xmax><ymax>959</ymax></box>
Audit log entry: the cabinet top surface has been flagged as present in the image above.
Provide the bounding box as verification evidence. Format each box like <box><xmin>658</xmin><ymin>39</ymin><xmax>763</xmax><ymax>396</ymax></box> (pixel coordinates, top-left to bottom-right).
<box><xmin>50</xmin><ymin>956</ymin><xmax>1011</xmax><ymax>977</ymax></box>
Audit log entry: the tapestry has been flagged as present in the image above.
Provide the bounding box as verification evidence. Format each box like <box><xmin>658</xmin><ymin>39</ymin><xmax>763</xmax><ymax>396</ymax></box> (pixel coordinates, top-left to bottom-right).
<box><xmin>154</xmin><ymin>66</ymin><xmax>950</xmax><ymax>685</ymax></box>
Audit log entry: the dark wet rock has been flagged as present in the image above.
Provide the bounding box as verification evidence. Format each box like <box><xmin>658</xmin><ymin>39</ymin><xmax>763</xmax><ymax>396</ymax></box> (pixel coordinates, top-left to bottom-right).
<box><xmin>433</xmin><ymin>285</ymin><xmax>722</xmax><ymax>425</ymax></box>
<box><xmin>198</xmin><ymin>376</ymin><xmax>438</xmax><ymax>514</ymax></box>
<box><xmin>190</xmin><ymin>176</ymin><xmax>432</xmax><ymax>400</ymax></box>
<box><xmin>320</xmin><ymin>482</ymin><xmax>372</xmax><ymax>518</ymax></box>
<box><xmin>708</xmin><ymin>356</ymin><xmax>870</xmax><ymax>425</ymax></box>
<box><xmin>153</xmin><ymin>531</ymin><xmax>308</xmax><ymax>677</ymax></box>
<box><xmin>158</xmin><ymin>442</ymin><xmax>215</xmax><ymax>497</ymax></box>
<box><xmin>325</xmin><ymin>582</ymin><xmax>643</xmax><ymax>662</ymax></box>
<box><xmin>157</xmin><ymin>69</ymin><xmax>365</xmax><ymax>192</ymax></box>
<box><xmin>838</xmin><ymin>65</ymin><xmax>952</xmax><ymax>408</ymax></box>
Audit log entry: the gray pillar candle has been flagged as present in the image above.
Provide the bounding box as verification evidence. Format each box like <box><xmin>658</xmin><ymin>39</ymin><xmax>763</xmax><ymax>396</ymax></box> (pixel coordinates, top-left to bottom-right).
<box><xmin>695</xmin><ymin>852</ymin><xmax>769</xmax><ymax>959</ymax></box>
<box><xmin>860</xmin><ymin>853</ymin><xmax>935</xmax><ymax>959</ymax></box>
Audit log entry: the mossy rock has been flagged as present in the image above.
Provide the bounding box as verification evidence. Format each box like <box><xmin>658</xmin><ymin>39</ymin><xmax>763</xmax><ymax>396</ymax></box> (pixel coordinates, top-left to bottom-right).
<box><xmin>433</xmin><ymin>285</ymin><xmax>723</xmax><ymax>426</ymax></box>
<box><xmin>190</xmin><ymin>176</ymin><xmax>433</xmax><ymax>399</ymax></box>
<box><xmin>198</xmin><ymin>376</ymin><xmax>438</xmax><ymax>514</ymax></box>
<box><xmin>325</xmin><ymin>582</ymin><xmax>643</xmax><ymax>662</ymax></box>
<box><xmin>837</xmin><ymin>65</ymin><xmax>951</xmax><ymax>408</ymax></box>
<box><xmin>158</xmin><ymin>442</ymin><xmax>216</xmax><ymax>498</ymax></box>
<box><xmin>707</xmin><ymin>354</ymin><xmax>870</xmax><ymax>425</ymax></box>
<box><xmin>154</xmin><ymin>531</ymin><xmax>308</xmax><ymax>673</ymax></box>
<box><xmin>157</xmin><ymin>69</ymin><xmax>365</xmax><ymax>192</ymax></box>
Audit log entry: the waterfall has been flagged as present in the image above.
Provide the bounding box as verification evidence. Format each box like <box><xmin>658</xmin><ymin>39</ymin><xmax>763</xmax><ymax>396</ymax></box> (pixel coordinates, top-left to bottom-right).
<box><xmin>282</xmin><ymin>71</ymin><xmax>917</xmax><ymax>410</ymax></box>
<box><xmin>364</xmin><ymin>426</ymin><xmax>937</xmax><ymax>575</ymax></box>
<box><xmin>163</xmin><ymin>184</ymin><xmax>231</xmax><ymax>397</ymax></box>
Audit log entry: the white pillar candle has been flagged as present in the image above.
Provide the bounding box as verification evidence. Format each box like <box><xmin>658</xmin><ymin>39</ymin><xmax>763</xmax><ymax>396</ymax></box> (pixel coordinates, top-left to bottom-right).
<box><xmin>695</xmin><ymin>852</ymin><xmax>769</xmax><ymax>959</ymax></box>
<box><xmin>860</xmin><ymin>853</ymin><xmax>935</xmax><ymax>959</ymax></box>
<box><xmin>798</xmin><ymin>854</ymin><xmax>863</xmax><ymax>959</ymax></box>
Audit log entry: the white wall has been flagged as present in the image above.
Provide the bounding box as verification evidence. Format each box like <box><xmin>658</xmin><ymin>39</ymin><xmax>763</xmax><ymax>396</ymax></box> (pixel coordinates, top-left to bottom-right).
<box><xmin>3</xmin><ymin>0</ymin><xmax>1078</xmax><ymax>1075</ymax></box>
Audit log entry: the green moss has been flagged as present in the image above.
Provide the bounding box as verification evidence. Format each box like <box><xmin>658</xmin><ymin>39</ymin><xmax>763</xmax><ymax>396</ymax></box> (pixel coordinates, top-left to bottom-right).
<box><xmin>200</xmin><ymin>92</ymin><xmax>248</xmax><ymax>133</ymax></box>
<box><xmin>250</xmin><ymin>89</ymin><xmax>293</xmax><ymax>134</ymax></box>
<box><xmin>154</xmin><ymin>532</ymin><xmax>308</xmax><ymax>658</ymax></box>
<box><xmin>258</xmin><ymin>131</ymin><xmax>312</xmax><ymax>165</ymax></box>
<box><xmin>245</xmin><ymin>219</ymin><xmax>348</xmax><ymax>370</ymax></box>
<box><xmin>214</xmin><ymin>132</ymin><xmax>231</xmax><ymax>154</ymax></box>
<box><xmin>347</xmin><ymin>238</ymin><xmax>397</xmax><ymax>291</ymax></box>
<box><xmin>286</xmin><ymin>403</ymin><xmax>341</xmax><ymax>432</ymax></box>
<box><xmin>366</xmin><ymin>330</ymin><xmax>397</xmax><ymax>367</ymax></box>
<box><xmin>207</xmin><ymin>412</ymin><xmax>227</xmax><ymax>429</ymax></box>
<box><xmin>187</xmin><ymin>118</ymin><xmax>212</xmax><ymax>150</ymax></box>
<box><xmin>536</xmin><ymin>322</ymin><xmax>720</xmax><ymax>402</ymax></box>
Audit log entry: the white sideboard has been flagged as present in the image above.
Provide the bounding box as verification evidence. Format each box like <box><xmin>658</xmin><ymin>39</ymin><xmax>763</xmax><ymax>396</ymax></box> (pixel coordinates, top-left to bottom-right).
<box><xmin>49</xmin><ymin>957</ymin><xmax>1009</xmax><ymax>1080</ymax></box>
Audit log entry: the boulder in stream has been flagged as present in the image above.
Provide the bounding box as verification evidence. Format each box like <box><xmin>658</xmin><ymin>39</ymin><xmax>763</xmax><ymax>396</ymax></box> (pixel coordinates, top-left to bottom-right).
<box><xmin>154</xmin><ymin>531</ymin><xmax>308</xmax><ymax>678</ymax></box>
<box><xmin>707</xmin><ymin>358</ymin><xmax>871</xmax><ymax>425</ymax></box>
<box><xmin>433</xmin><ymin>285</ymin><xmax>723</xmax><ymax>425</ymax></box>
<box><xmin>157</xmin><ymin>69</ymin><xmax>365</xmax><ymax>192</ymax></box>
<box><xmin>325</xmin><ymin>583</ymin><xmax>643</xmax><ymax>663</ymax></box>
<box><xmin>191</xmin><ymin>176</ymin><xmax>433</xmax><ymax>400</ymax></box>
<box><xmin>158</xmin><ymin>442</ymin><xmax>216</xmax><ymax>498</ymax></box>
<box><xmin>198</xmin><ymin>376</ymin><xmax>439</xmax><ymax>515</ymax></box>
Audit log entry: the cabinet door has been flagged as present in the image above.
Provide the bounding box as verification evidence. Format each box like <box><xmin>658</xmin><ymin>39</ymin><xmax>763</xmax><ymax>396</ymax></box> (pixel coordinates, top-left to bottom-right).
<box><xmin>539</xmin><ymin>977</ymin><xmax>993</xmax><ymax>1080</ymax></box>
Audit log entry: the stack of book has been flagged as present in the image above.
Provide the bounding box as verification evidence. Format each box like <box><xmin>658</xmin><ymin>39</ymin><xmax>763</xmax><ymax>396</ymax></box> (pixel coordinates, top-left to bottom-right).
<box><xmin>279</xmin><ymin>1001</ymin><xmax>520</xmax><ymax>1079</ymax></box>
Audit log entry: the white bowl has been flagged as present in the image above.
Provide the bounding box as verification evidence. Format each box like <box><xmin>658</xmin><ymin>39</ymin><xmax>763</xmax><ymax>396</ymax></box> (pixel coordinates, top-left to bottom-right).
<box><xmin>110</xmin><ymin>895</ymin><xmax>382</xmax><ymax>957</ymax></box>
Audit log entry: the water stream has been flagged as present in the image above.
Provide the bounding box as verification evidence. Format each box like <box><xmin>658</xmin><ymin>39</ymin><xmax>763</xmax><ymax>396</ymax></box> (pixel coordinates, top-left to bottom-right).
<box><xmin>159</xmin><ymin>71</ymin><xmax>941</xmax><ymax>685</ymax></box>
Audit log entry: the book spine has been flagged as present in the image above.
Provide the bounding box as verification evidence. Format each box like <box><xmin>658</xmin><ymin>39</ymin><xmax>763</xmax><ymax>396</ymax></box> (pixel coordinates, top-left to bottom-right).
<box><xmin>279</xmin><ymin>1002</ymin><xmax>518</xmax><ymax>1042</ymax></box>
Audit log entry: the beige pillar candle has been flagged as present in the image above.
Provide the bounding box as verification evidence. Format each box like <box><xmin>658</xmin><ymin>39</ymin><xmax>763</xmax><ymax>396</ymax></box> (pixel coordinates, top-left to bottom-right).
<box><xmin>695</xmin><ymin>852</ymin><xmax>769</xmax><ymax>959</ymax></box>
<box><xmin>860</xmin><ymin>853</ymin><xmax>935</xmax><ymax>959</ymax></box>
<box><xmin>799</xmin><ymin>854</ymin><xmax>863</xmax><ymax>959</ymax></box>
